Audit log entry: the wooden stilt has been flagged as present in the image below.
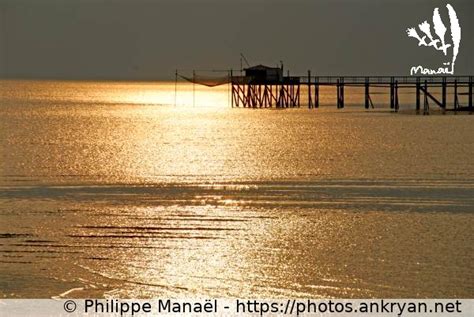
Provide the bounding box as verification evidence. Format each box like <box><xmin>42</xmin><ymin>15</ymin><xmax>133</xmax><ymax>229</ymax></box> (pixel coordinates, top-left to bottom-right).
<box><xmin>233</xmin><ymin>82</ymin><xmax>237</xmax><ymax>107</ymax></box>
<box><xmin>248</xmin><ymin>85</ymin><xmax>251</xmax><ymax>108</ymax></box>
<box><xmin>442</xmin><ymin>77</ymin><xmax>446</xmax><ymax>110</ymax></box>
<box><xmin>365</xmin><ymin>77</ymin><xmax>369</xmax><ymax>109</ymax></box>
<box><xmin>337</xmin><ymin>79</ymin><xmax>340</xmax><ymax>109</ymax></box>
<box><xmin>286</xmin><ymin>83</ymin><xmax>290</xmax><ymax>108</ymax></box>
<box><xmin>307</xmin><ymin>70</ymin><xmax>312</xmax><ymax>108</ymax></box>
<box><xmin>286</xmin><ymin>84</ymin><xmax>293</xmax><ymax>108</ymax></box>
<box><xmin>340</xmin><ymin>77</ymin><xmax>344</xmax><ymax>108</ymax></box>
<box><xmin>423</xmin><ymin>80</ymin><xmax>429</xmax><ymax>115</ymax></box>
<box><xmin>297</xmin><ymin>83</ymin><xmax>300</xmax><ymax>108</ymax></box>
<box><xmin>230</xmin><ymin>70</ymin><xmax>234</xmax><ymax>108</ymax></box>
<box><xmin>271</xmin><ymin>85</ymin><xmax>275</xmax><ymax>108</ymax></box>
<box><xmin>454</xmin><ymin>79</ymin><xmax>458</xmax><ymax>111</ymax></box>
<box><xmin>278</xmin><ymin>85</ymin><xmax>283</xmax><ymax>108</ymax></box>
<box><xmin>390</xmin><ymin>77</ymin><xmax>395</xmax><ymax>109</ymax></box>
<box><xmin>192</xmin><ymin>70</ymin><xmax>196</xmax><ymax>107</ymax></box>
<box><xmin>336</xmin><ymin>78</ymin><xmax>345</xmax><ymax>109</ymax></box>
<box><xmin>416</xmin><ymin>77</ymin><xmax>421</xmax><ymax>113</ymax></box>
<box><xmin>469</xmin><ymin>76</ymin><xmax>473</xmax><ymax>111</ymax></box>
<box><xmin>314</xmin><ymin>77</ymin><xmax>319</xmax><ymax>108</ymax></box>
<box><xmin>174</xmin><ymin>69</ymin><xmax>178</xmax><ymax>107</ymax></box>
<box><xmin>394</xmin><ymin>80</ymin><xmax>399</xmax><ymax>112</ymax></box>
<box><xmin>287</xmin><ymin>70</ymin><xmax>290</xmax><ymax>108</ymax></box>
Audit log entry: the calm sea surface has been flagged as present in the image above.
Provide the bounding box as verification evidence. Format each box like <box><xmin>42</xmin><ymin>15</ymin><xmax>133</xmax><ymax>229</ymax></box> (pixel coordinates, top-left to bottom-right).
<box><xmin>1</xmin><ymin>80</ymin><xmax>473</xmax><ymax>298</ymax></box>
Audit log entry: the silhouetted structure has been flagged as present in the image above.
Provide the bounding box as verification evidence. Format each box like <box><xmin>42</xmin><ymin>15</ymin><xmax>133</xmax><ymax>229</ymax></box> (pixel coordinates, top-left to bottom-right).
<box><xmin>176</xmin><ymin>68</ymin><xmax>473</xmax><ymax>113</ymax></box>
<box><xmin>244</xmin><ymin>65</ymin><xmax>283</xmax><ymax>82</ymax></box>
<box><xmin>231</xmin><ymin>65</ymin><xmax>300</xmax><ymax>108</ymax></box>
<box><xmin>231</xmin><ymin>73</ymin><xmax>473</xmax><ymax>113</ymax></box>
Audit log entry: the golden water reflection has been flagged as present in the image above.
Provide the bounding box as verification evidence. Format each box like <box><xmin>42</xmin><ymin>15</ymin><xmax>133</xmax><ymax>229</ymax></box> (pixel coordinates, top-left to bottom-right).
<box><xmin>1</xmin><ymin>81</ymin><xmax>473</xmax><ymax>298</ymax></box>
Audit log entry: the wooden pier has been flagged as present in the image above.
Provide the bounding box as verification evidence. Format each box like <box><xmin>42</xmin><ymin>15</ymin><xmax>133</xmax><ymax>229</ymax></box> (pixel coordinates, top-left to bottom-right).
<box><xmin>230</xmin><ymin>70</ymin><xmax>473</xmax><ymax>112</ymax></box>
<box><xmin>176</xmin><ymin>66</ymin><xmax>473</xmax><ymax>112</ymax></box>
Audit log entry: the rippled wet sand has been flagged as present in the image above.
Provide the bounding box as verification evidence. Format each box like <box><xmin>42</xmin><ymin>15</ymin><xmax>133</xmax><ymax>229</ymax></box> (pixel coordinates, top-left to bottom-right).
<box><xmin>1</xmin><ymin>81</ymin><xmax>473</xmax><ymax>298</ymax></box>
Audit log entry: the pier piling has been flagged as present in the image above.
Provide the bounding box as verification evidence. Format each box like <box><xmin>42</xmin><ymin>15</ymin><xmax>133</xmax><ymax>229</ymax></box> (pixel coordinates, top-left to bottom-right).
<box><xmin>394</xmin><ymin>80</ymin><xmax>399</xmax><ymax>112</ymax></box>
<box><xmin>337</xmin><ymin>77</ymin><xmax>345</xmax><ymax>109</ymax></box>
<box><xmin>390</xmin><ymin>77</ymin><xmax>395</xmax><ymax>109</ymax></box>
<box><xmin>423</xmin><ymin>80</ymin><xmax>429</xmax><ymax>115</ymax></box>
<box><xmin>307</xmin><ymin>70</ymin><xmax>312</xmax><ymax>109</ymax></box>
<box><xmin>416</xmin><ymin>77</ymin><xmax>421</xmax><ymax>112</ymax></box>
<box><xmin>454</xmin><ymin>79</ymin><xmax>458</xmax><ymax>111</ymax></box>
<box><xmin>470</xmin><ymin>76</ymin><xmax>473</xmax><ymax>111</ymax></box>
<box><xmin>365</xmin><ymin>77</ymin><xmax>370</xmax><ymax>109</ymax></box>
<box><xmin>442</xmin><ymin>77</ymin><xmax>447</xmax><ymax>109</ymax></box>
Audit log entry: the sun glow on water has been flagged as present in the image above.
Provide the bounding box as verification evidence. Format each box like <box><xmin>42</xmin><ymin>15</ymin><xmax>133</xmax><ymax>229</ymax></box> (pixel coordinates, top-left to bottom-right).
<box><xmin>101</xmin><ymin>82</ymin><xmax>231</xmax><ymax>107</ymax></box>
<box><xmin>121</xmin><ymin>82</ymin><xmax>231</xmax><ymax>107</ymax></box>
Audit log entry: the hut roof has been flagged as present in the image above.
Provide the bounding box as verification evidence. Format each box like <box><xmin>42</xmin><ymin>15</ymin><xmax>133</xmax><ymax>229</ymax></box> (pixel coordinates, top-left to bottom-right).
<box><xmin>244</xmin><ymin>64</ymin><xmax>279</xmax><ymax>71</ymax></box>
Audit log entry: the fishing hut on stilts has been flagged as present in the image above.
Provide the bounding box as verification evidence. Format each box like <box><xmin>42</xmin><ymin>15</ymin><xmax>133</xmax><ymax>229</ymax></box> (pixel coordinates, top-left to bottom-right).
<box><xmin>231</xmin><ymin>65</ymin><xmax>300</xmax><ymax>108</ymax></box>
<box><xmin>175</xmin><ymin>66</ymin><xmax>473</xmax><ymax>114</ymax></box>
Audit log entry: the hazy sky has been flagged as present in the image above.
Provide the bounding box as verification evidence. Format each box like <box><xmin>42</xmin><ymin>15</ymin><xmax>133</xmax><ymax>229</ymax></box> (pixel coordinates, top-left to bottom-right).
<box><xmin>0</xmin><ymin>0</ymin><xmax>472</xmax><ymax>80</ymax></box>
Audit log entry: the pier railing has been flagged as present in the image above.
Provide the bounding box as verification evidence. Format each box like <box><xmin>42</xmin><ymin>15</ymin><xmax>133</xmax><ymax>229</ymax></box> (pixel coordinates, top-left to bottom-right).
<box><xmin>301</xmin><ymin>76</ymin><xmax>472</xmax><ymax>86</ymax></box>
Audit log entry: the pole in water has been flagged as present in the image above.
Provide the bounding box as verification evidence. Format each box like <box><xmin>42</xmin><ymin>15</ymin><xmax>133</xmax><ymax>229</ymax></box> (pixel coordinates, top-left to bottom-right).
<box><xmin>307</xmin><ymin>70</ymin><xmax>312</xmax><ymax>109</ymax></box>
<box><xmin>442</xmin><ymin>77</ymin><xmax>446</xmax><ymax>110</ymax></box>
<box><xmin>228</xmin><ymin>69</ymin><xmax>231</xmax><ymax>108</ymax></box>
<box><xmin>340</xmin><ymin>77</ymin><xmax>344</xmax><ymax>109</ymax></box>
<box><xmin>394</xmin><ymin>80</ymin><xmax>399</xmax><ymax>112</ymax></box>
<box><xmin>365</xmin><ymin>77</ymin><xmax>369</xmax><ymax>109</ymax></box>
<box><xmin>314</xmin><ymin>76</ymin><xmax>319</xmax><ymax>108</ymax></box>
<box><xmin>423</xmin><ymin>80</ymin><xmax>429</xmax><ymax>115</ymax></box>
<box><xmin>230</xmin><ymin>69</ymin><xmax>234</xmax><ymax>108</ymax></box>
<box><xmin>193</xmin><ymin>70</ymin><xmax>196</xmax><ymax>107</ymax></box>
<box><xmin>390</xmin><ymin>77</ymin><xmax>395</xmax><ymax>109</ymax></box>
<box><xmin>469</xmin><ymin>76</ymin><xmax>473</xmax><ymax>112</ymax></box>
<box><xmin>416</xmin><ymin>77</ymin><xmax>421</xmax><ymax>113</ymax></box>
<box><xmin>174</xmin><ymin>69</ymin><xmax>178</xmax><ymax>107</ymax></box>
<box><xmin>454</xmin><ymin>79</ymin><xmax>458</xmax><ymax>111</ymax></box>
